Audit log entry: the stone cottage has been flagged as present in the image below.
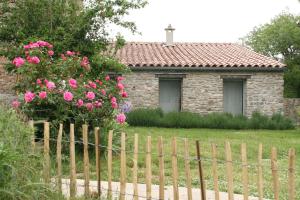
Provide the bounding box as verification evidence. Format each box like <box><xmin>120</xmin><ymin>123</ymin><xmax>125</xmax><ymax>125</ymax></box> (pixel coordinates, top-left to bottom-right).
<box><xmin>116</xmin><ymin>25</ymin><xmax>286</xmax><ymax>117</ymax></box>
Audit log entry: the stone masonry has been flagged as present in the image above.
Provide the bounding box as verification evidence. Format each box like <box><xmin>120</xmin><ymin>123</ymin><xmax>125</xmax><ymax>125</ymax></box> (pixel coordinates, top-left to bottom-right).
<box><xmin>284</xmin><ymin>98</ymin><xmax>300</xmax><ymax>125</ymax></box>
<box><xmin>124</xmin><ymin>70</ymin><xmax>284</xmax><ymax>117</ymax></box>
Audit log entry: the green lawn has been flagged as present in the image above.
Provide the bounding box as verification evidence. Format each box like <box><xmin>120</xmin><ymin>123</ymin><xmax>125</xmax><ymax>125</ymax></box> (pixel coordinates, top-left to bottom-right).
<box><xmin>59</xmin><ymin>127</ymin><xmax>300</xmax><ymax>199</ymax></box>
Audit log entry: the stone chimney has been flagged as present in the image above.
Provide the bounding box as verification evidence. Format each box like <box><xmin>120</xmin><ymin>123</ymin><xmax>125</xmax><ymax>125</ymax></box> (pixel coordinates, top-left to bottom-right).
<box><xmin>165</xmin><ymin>24</ymin><xmax>175</xmax><ymax>46</ymax></box>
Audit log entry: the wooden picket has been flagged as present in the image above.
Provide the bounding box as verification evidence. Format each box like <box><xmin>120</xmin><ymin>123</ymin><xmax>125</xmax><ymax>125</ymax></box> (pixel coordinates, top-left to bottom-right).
<box><xmin>56</xmin><ymin>123</ymin><xmax>63</xmax><ymax>193</ymax></box>
<box><xmin>32</xmin><ymin>121</ymin><xmax>298</xmax><ymax>200</ymax></box>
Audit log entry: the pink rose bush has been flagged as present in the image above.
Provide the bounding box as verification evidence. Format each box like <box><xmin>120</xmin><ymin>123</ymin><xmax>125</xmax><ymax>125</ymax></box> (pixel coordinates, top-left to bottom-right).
<box><xmin>10</xmin><ymin>41</ymin><xmax>129</xmax><ymax>126</ymax></box>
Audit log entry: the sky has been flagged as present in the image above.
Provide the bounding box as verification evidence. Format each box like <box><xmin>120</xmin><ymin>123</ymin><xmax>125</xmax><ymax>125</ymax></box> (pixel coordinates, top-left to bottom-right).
<box><xmin>111</xmin><ymin>0</ymin><xmax>300</xmax><ymax>43</ymax></box>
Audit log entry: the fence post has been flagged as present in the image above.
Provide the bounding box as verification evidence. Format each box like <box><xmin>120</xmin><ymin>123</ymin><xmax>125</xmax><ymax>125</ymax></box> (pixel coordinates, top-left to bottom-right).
<box><xmin>120</xmin><ymin>132</ymin><xmax>126</xmax><ymax>200</ymax></box>
<box><xmin>172</xmin><ymin>137</ymin><xmax>179</xmax><ymax>200</ymax></box>
<box><xmin>133</xmin><ymin>134</ymin><xmax>139</xmax><ymax>200</ymax></box>
<box><xmin>43</xmin><ymin>122</ymin><xmax>50</xmax><ymax>184</ymax></box>
<box><xmin>257</xmin><ymin>144</ymin><xmax>263</xmax><ymax>200</ymax></box>
<box><xmin>94</xmin><ymin>127</ymin><xmax>101</xmax><ymax>197</ymax></box>
<box><xmin>70</xmin><ymin>123</ymin><xmax>77</xmax><ymax>199</ymax></box>
<box><xmin>211</xmin><ymin>143</ymin><xmax>219</xmax><ymax>200</ymax></box>
<box><xmin>158</xmin><ymin>136</ymin><xmax>165</xmax><ymax>200</ymax></box>
<box><xmin>146</xmin><ymin>136</ymin><xmax>152</xmax><ymax>200</ymax></box>
<box><xmin>184</xmin><ymin>138</ymin><xmax>192</xmax><ymax>200</ymax></box>
<box><xmin>28</xmin><ymin>120</ymin><xmax>35</xmax><ymax>151</ymax></box>
<box><xmin>241</xmin><ymin>143</ymin><xmax>249</xmax><ymax>200</ymax></box>
<box><xmin>56</xmin><ymin>123</ymin><xmax>63</xmax><ymax>193</ymax></box>
<box><xmin>271</xmin><ymin>147</ymin><xmax>279</xmax><ymax>200</ymax></box>
<box><xmin>225</xmin><ymin>141</ymin><xmax>234</xmax><ymax>200</ymax></box>
<box><xmin>107</xmin><ymin>130</ymin><xmax>113</xmax><ymax>199</ymax></box>
<box><xmin>82</xmin><ymin>124</ymin><xmax>90</xmax><ymax>197</ymax></box>
<box><xmin>288</xmin><ymin>148</ymin><xmax>296</xmax><ymax>200</ymax></box>
<box><xmin>196</xmin><ymin>141</ymin><xmax>206</xmax><ymax>200</ymax></box>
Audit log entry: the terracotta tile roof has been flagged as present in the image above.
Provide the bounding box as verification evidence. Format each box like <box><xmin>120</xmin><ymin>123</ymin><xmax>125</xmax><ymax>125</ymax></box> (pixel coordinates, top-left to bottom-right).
<box><xmin>115</xmin><ymin>42</ymin><xmax>286</xmax><ymax>70</ymax></box>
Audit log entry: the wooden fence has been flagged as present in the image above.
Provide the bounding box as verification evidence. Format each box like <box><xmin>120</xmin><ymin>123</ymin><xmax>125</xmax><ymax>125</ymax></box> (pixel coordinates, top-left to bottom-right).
<box><xmin>30</xmin><ymin>121</ymin><xmax>297</xmax><ymax>200</ymax></box>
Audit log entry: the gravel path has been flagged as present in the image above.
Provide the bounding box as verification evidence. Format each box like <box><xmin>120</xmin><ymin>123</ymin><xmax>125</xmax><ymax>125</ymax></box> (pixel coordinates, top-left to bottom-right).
<box><xmin>61</xmin><ymin>179</ymin><xmax>266</xmax><ymax>200</ymax></box>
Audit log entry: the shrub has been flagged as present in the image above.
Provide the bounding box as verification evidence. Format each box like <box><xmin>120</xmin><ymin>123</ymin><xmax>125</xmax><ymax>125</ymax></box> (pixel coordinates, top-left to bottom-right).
<box><xmin>126</xmin><ymin>108</ymin><xmax>163</xmax><ymax>127</ymax></box>
<box><xmin>126</xmin><ymin>108</ymin><xmax>295</xmax><ymax>130</ymax></box>
<box><xmin>0</xmin><ymin>106</ymin><xmax>63</xmax><ymax>199</ymax></box>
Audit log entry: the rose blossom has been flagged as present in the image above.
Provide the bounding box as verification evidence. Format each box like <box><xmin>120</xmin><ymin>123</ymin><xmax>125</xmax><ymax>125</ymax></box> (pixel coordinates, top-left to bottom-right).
<box><xmin>86</xmin><ymin>91</ymin><xmax>95</xmax><ymax>100</ymax></box>
<box><xmin>117</xmin><ymin>83</ymin><xmax>124</xmax><ymax>90</ymax></box>
<box><xmin>85</xmin><ymin>103</ymin><xmax>93</xmax><ymax>111</ymax></box>
<box><xmin>105</xmin><ymin>75</ymin><xmax>110</xmax><ymax>81</ymax></box>
<box><xmin>117</xmin><ymin>76</ymin><xmax>124</xmax><ymax>82</ymax></box>
<box><xmin>39</xmin><ymin>91</ymin><xmax>47</xmax><ymax>99</ymax></box>
<box><xmin>88</xmin><ymin>81</ymin><xmax>97</xmax><ymax>89</ymax></box>
<box><xmin>63</xmin><ymin>91</ymin><xmax>73</xmax><ymax>102</ymax></box>
<box><xmin>24</xmin><ymin>91</ymin><xmax>35</xmax><ymax>103</ymax></box>
<box><xmin>80</xmin><ymin>56</ymin><xmax>90</xmax><ymax>70</ymax></box>
<box><xmin>27</xmin><ymin>56</ymin><xmax>40</xmax><ymax>64</ymax></box>
<box><xmin>121</xmin><ymin>91</ymin><xmax>128</xmax><ymax>98</ymax></box>
<box><xmin>46</xmin><ymin>81</ymin><xmax>56</xmax><ymax>90</ymax></box>
<box><xmin>66</xmin><ymin>51</ymin><xmax>75</xmax><ymax>56</ymax></box>
<box><xmin>94</xmin><ymin>101</ymin><xmax>102</xmax><ymax>108</ymax></box>
<box><xmin>116</xmin><ymin>113</ymin><xmax>126</xmax><ymax>124</ymax></box>
<box><xmin>68</xmin><ymin>78</ymin><xmax>77</xmax><ymax>89</ymax></box>
<box><xmin>36</xmin><ymin>79</ymin><xmax>42</xmax><ymax>85</ymax></box>
<box><xmin>12</xmin><ymin>57</ymin><xmax>25</xmax><ymax>68</ymax></box>
<box><xmin>101</xmin><ymin>89</ymin><xmax>106</xmax><ymax>95</ymax></box>
<box><xmin>48</xmin><ymin>50</ymin><xmax>54</xmax><ymax>56</ymax></box>
<box><xmin>77</xmin><ymin>99</ymin><xmax>84</xmax><ymax>107</ymax></box>
<box><xmin>12</xmin><ymin>100</ymin><xmax>20</xmax><ymax>108</ymax></box>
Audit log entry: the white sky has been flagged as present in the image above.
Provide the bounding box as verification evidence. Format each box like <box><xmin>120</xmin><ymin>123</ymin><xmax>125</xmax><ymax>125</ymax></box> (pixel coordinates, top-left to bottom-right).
<box><xmin>112</xmin><ymin>0</ymin><xmax>300</xmax><ymax>43</ymax></box>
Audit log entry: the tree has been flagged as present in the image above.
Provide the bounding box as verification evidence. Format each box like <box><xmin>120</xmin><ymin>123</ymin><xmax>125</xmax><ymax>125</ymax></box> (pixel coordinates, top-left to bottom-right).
<box><xmin>0</xmin><ymin>0</ymin><xmax>147</xmax><ymax>58</ymax></box>
<box><xmin>243</xmin><ymin>13</ymin><xmax>300</xmax><ymax>97</ymax></box>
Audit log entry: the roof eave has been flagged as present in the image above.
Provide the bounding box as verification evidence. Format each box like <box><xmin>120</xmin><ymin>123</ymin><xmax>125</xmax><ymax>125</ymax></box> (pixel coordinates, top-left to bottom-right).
<box><xmin>129</xmin><ymin>66</ymin><xmax>286</xmax><ymax>72</ymax></box>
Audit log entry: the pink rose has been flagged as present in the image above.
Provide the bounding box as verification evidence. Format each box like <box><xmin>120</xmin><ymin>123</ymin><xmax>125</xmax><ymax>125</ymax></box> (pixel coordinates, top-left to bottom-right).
<box><xmin>117</xmin><ymin>76</ymin><xmax>124</xmax><ymax>82</ymax></box>
<box><xmin>88</xmin><ymin>81</ymin><xmax>97</xmax><ymax>89</ymax></box>
<box><xmin>86</xmin><ymin>91</ymin><xmax>95</xmax><ymax>100</ymax></box>
<box><xmin>111</xmin><ymin>97</ymin><xmax>117</xmax><ymax>103</ymax></box>
<box><xmin>122</xmin><ymin>91</ymin><xmax>128</xmax><ymax>98</ymax></box>
<box><xmin>80</xmin><ymin>56</ymin><xmax>90</xmax><ymax>70</ymax></box>
<box><xmin>77</xmin><ymin>99</ymin><xmax>84</xmax><ymax>107</ymax></box>
<box><xmin>37</xmin><ymin>41</ymin><xmax>50</xmax><ymax>47</ymax></box>
<box><xmin>111</xmin><ymin>101</ymin><xmax>118</xmax><ymax>109</ymax></box>
<box><xmin>46</xmin><ymin>81</ymin><xmax>56</xmax><ymax>90</ymax></box>
<box><xmin>28</xmin><ymin>56</ymin><xmax>40</xmax><ymax>64</ymax></box>
<box><xmin>105</xmin><ymin>75</ymin><xmax>110</xmax><ymax>81</ymax></box>
<box><xmin>61</xmin><ymin>54</ymin><xmax>67</xmax><ymax>60</ymax></box>
<box><xmin>101</xmin><ymin>89</ymin><xmax>106</xmax><ymax>95</ymax></box>
<box><xmin>36</xmin><ymin>79</ymin><xmax>42</xmax><ymax>85</ymax></box>
<box><xmin>39</xmin><ymin>91</ymin><xmax>47</xmax><ymax>99</ymax></box>
<box><xmin>94</xmin><ymin>101</ymin><xmax>102</xmax><ymax>108</ymax></box>
<box><xmin>117</xmin><ymin>83</ymin><xmax>124</xmax><ymax>90</ymax></box>
<box><xmin>66</xmin><ymin>51</ymin><xmax>75</xmax><ymax>56</ymax></box>
<box><xmin>85</xmin><ymin>103</ymin><xmax>93</xmax><ymax>111</ymax></box>
<box><xmin>12</xmin><ymin>100</ymin><xmax>20</xmax><ymax>108</ymax></box>
<box><xmin>63</xmin><ymin>91</ymin><xmax>73</xmax><ymax>102</ymax></box>
<box><xmin>116</xmin><ymin>113</ymin><xmax>126</xmax><ymax>124</ymax></box>
<box><xmin>24</xmin><ymin>91</ymin><xmax>35</xmax><ymax>103</ymax></box>
<box><xmin>68</xmin><ymin>78</ymin><xmax>77</xmax><ymax>89</ymax></box>
<box><xmin>12</xmin><ymin>57</ymin><xmax>25</xmax><ymax>68</ymax></box>
<box><xmin>48</xmin><ymin>50</ymin><xmax>54</xmax><ymax>56</ymax></box>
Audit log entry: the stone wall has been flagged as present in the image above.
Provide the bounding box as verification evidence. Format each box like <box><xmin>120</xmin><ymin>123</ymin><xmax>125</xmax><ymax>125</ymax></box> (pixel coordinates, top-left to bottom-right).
<box><xmin>123</xmin><ymin>72</ymin><xmax>159</xmax><ymax>109</ymax></box>
<box><xmin>124</xmin><ymin>70</ymin><xmax>284</xmax><ymax>117</ymax></box>
<box><xmin>182</xmin><ymin>73</ymin><xmax>223</xmax><ymax>114</ymax></box>
<box><xmin>284</xmin><ymin>98</ymin><xmax>300</xmax><ymax>125</ymax></box>
<box><xmin>246</xmin><ymin>72</ymin><xmax>284</xmax><ymax>117</ymax></box>
<box><xmin>0</xmin><ymin>57</ymin><xmax>16</xmax><ymax>103</ymax></box>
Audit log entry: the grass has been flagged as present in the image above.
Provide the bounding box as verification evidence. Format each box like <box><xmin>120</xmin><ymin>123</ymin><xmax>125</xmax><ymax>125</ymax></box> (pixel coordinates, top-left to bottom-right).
<box><xmin>57</xmin><ymin>127</ymin><xmax>300</xmax><ymax>200</ymax></box>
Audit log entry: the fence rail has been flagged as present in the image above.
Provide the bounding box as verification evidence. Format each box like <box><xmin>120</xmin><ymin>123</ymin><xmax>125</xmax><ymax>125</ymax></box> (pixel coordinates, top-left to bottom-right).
<box><xmin>29</xmin><ymin>120</ymin><xmax>297</xmax><ymax>200</ymax></box>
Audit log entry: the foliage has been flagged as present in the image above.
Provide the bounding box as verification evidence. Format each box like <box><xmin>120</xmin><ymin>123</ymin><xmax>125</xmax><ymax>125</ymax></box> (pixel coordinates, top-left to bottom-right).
<box><xmin>0</xmin><ymin>106</ymin><xmax>63</xmax><ymax>200</ymax></box>
<box><xmin>10</xmin><ymin>41</ymin><xmax>129</xmax><ymax>131</ymax></box>
<box><xmin>0</xmin><ymin>0</ymin><xmax>147</xmax><ymax>58</ymax></box>
<box><xmin>243</xmin><ymin>12</ymin><xmax>300</xmax><ymax>97</ymax></box>
<box><xmin>126</xmin><ymin>108</ymin><xmax>295</xmax><ymax>130</ymax></box>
